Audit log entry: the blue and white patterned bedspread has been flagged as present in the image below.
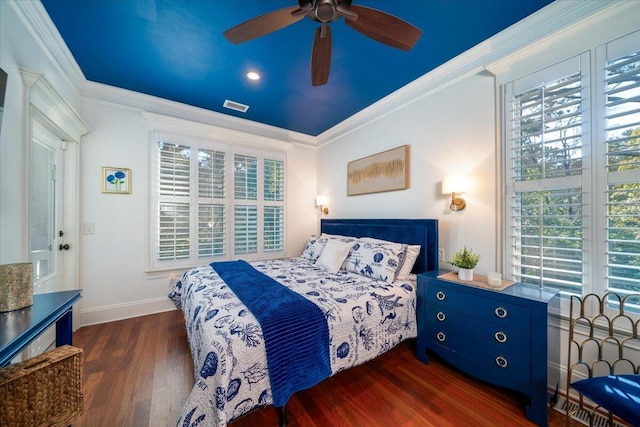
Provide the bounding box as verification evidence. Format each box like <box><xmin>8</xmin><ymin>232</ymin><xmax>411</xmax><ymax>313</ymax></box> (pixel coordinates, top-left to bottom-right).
<box><xmin>169</xmin><ymin>257</ymin><xmax>417</xmax><ymax>427</ymax></box>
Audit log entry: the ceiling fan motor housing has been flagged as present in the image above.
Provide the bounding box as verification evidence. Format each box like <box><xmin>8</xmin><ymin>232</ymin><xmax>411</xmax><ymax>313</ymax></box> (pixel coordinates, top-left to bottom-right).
<box><xmin>315</xmin><ymin>0</ymin><xmax>337</xmax><ymax>22</ymax></box>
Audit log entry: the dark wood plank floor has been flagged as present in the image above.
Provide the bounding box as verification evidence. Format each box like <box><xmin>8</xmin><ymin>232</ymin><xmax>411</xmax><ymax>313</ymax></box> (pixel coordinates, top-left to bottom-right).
<box><xmin>72</xmin><ymin>309</ymin><xmax>569</xmax><ymax>427</ymax></box>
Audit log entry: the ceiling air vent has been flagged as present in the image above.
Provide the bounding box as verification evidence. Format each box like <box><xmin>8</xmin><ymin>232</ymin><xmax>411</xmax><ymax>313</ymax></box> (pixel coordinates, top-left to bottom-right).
<box><xmin>223</xmin><ymin>99</ymin><xmax>250</xmax><ymax>113</ymax></box>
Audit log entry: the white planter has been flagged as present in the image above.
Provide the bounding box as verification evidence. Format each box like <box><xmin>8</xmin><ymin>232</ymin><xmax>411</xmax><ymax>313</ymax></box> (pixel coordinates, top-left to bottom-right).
<box><xmin>458</xmin><ymin>268</ymin><xmax>474</xmax><ymax>281</ymax></box>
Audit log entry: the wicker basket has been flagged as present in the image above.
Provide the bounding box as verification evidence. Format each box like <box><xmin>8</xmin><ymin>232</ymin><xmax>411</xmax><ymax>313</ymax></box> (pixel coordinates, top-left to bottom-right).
<box><xmin>0</xmin><ymin>345</ymin><xmax>83</xmax><ymax>427</ymax></box>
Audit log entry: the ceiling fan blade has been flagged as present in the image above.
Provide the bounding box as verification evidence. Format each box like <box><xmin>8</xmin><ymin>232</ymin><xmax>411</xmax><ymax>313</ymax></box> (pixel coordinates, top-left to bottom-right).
<box><xmin>223</xmin><ymin>6</ymin><xmax>304</xmax><ymax>44</ymax></box>
<box><xmin>311</xmin><ymin>25</ymin><xmax>332</xmax><ymax>86</ymax></box>
<box><xmin>345</xmin><ymin>5</ymin><xmax>422</xmax><ymax>51</ymax></box>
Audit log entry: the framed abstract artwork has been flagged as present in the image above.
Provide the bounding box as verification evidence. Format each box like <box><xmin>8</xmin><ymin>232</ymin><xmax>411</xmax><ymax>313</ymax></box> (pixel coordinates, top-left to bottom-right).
<box><xmin>102</xmin><ymin>167</ymin><xmax>131</xmax><ymax>194</ymax></box>
<box><xmin>347</xmin><ymin>145</ymin><xmax>409</xmax><ymax>196</ymax></box>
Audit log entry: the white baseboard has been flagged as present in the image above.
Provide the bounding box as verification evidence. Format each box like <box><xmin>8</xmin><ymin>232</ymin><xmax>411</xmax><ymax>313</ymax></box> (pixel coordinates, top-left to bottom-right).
<box><xmin>78</xmin><ymin>297</ymin><xmax>177</xmax><ymax>327</ymax></box>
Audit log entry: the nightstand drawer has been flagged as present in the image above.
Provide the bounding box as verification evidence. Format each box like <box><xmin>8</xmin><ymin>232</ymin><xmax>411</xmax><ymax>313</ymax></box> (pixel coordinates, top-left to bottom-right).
<box><xmin>424</xmin><ymin>283</ymin><xmax>530</xmax><ymax>331</ymax></box>
<box><xmin>424</xmin><ymin>332</ymin><xmax>531</xmax><ymax>386</ymax></box>
<box><xmin>424</xmin><ymin>303</ymin><xmax>530</xmax><ymax>357</ymax></box>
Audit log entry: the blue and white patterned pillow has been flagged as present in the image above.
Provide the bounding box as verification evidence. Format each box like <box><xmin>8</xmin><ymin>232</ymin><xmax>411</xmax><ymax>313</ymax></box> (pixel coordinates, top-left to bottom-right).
<box><xmin>300</xmin><ymin>235</ymin><xmax>328</xmax><ymax>262</ymax></box>
<box><xmin>341</xmin><ymin>240</ymin><xmax>407</xmax><ymax>283</ymax></box>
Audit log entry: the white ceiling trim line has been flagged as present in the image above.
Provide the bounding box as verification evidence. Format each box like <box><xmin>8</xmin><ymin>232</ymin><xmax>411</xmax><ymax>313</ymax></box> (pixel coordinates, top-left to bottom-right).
<box><xmin>486</xmin><ymin>0</ymin><xmax>640</xmax><ymax>78</ymax></box>
<box><xmin>82</xmin><ymin>80</ymin><xmax>317</xmax><ymax>147</ymax></box>
<box><xmin>142</xmin><ymin>111</ymin><xmax>297</xmax><ymax>152</ymax></box>
<box><xmin>10</xmin><ymin>0</ymin><xmax>86</xmax><ymax>94</ymax></box>
<box><xmin>315</xmin><ymin>0</ymin><xmax>617</xmax><ymax>147</ymax></box>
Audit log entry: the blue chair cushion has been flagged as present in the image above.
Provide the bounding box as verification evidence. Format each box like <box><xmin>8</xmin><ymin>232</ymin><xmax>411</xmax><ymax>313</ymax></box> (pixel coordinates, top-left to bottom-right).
<box><xmin>571</xmin><ymin>374</ymin><xmax>640</xmax><ymax>426</ymax></box>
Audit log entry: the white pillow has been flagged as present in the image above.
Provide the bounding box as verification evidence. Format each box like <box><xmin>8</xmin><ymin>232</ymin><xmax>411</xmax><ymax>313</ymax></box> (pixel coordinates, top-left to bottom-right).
<box><xmin>315</xmin><ymin>240</ymin><xmax>353</xmax><ymax>274</ymax></box>
<box><xmin>397</xmin><ymin>245</ymin><xmax>421</xmax><ymax>279</ymax></box>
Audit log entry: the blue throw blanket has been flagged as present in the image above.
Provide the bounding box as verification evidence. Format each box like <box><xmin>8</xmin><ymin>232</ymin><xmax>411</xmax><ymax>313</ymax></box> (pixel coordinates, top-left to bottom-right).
<box><xmin>210</xmin><ymin>260</ymin><xmax>331</xmax><ymax>407</ymax></box>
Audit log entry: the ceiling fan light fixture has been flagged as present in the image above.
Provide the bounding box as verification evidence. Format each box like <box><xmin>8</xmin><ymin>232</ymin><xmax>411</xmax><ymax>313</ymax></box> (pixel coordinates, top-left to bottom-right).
<box><xmin>315</xmin><ymin>0</ymin><xmax>336</xmax><ymax>22</ymax></box>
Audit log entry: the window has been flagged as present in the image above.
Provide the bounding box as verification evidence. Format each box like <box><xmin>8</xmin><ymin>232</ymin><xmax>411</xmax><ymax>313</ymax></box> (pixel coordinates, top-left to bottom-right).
<box><xmin>504</xmin><ymin>31</ymin><xmax>640</xmax><ymax>301</ymax></box>
<box><xmin>602</xmin><ymin>42</ymin><xmax>640</xmax><ymax>303</ymax></box>
<box><xmin>152</xmin><ymin>134</ymin><xmax>286</xmax><ymax>269</ymax></box>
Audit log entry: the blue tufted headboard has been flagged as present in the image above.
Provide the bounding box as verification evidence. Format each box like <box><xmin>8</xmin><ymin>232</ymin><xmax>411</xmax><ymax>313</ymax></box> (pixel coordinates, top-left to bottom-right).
<box><xmin>320</xmin><ymin>219</ymin><xmax>439</xmax><ymax>274</ymax></box>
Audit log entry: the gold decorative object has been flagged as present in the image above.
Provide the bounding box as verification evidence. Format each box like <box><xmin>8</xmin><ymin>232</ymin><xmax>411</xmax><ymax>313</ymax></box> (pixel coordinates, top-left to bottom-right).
<box><xmin>566</xmin><ymin>292</ymin><xmax>640</xmax><ymax>426</ymax></box>
<box><xmin>442</xmin><ymin>174</ymin><xmax>473</xmax><ymax>212</ymax></box>
<box><xmin>0</xmin><ymin>262</ymin><xmax>33</xmax><ymax>312</ymax></box>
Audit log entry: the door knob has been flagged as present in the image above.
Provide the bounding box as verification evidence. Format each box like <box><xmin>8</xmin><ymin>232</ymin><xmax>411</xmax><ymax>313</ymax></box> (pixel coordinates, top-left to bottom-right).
<box><xmin>59</xmin><ymin>243</ymin><xmax>70</xmax><ymax>251</ymax></box>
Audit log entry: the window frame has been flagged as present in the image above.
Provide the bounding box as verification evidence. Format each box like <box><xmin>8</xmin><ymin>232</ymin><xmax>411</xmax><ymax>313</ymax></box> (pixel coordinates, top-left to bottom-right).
<box><xmin>500</xmin><ymin>30</ymin><xmax>640</xmax><ymax>314</ymax></box>
<box><xmin>150</xmin><ymin>131</ymin><xmax>287</xmax><ymax>271</ymax></box>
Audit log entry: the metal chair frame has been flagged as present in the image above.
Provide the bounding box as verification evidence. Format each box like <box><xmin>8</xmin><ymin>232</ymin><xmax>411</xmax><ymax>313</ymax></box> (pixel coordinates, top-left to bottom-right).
<box><xmin>566</xmin><ymin>292</ymin><xmax>640</xmax><ymax>427</ymax></box>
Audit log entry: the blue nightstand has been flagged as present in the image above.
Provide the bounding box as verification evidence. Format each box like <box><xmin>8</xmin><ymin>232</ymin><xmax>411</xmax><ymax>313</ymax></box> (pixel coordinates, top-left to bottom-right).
<box><xmin>416</xmin><ymin>271</ymin><xmax>559</xmax><ymax>427</ymax></box>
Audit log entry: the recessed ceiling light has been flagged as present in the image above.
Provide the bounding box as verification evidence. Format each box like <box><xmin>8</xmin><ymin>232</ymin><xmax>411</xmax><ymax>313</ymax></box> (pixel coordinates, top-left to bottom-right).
<box><xmin>246</xmin><ymin>71</ymin><xmax>261</xmax><ymax>81</ymax></box>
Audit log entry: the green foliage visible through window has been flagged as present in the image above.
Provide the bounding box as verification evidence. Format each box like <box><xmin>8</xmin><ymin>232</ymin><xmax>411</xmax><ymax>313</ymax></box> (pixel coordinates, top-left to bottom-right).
<box><xmin>605</xmin><ymin>51</ymin><xmax>640</xmax><ymax>304</ymax></box>
<box><xmin>506</xmin><ymin>39</ymin><xmax>640</xmax><ymax>310</ymax></box>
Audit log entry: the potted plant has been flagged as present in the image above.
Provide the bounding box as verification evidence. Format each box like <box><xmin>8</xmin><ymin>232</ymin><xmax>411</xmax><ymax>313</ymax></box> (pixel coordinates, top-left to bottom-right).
<box><xmin>448</xmin><ymin>246</ymin><xmax>480</xmax><ymax>281</ymax></box>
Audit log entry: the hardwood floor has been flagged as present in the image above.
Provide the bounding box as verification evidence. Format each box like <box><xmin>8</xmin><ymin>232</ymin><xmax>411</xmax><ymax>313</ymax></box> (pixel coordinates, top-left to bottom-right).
<box><xmin>72</xmin><ymin>309</ymin><xmax>569</xmax><ymax>427</ymax></box>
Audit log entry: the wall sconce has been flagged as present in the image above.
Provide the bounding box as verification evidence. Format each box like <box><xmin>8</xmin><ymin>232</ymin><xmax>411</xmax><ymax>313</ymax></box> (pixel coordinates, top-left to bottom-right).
<box><xmin>442</xmin><ymin>175</ymin><xmax>472</xmax><ymax>211</ymax></box>
<box><xmin>316</xmin><ymin>195</ymin><xmax>329</xmax><ymax>215</ymax></box>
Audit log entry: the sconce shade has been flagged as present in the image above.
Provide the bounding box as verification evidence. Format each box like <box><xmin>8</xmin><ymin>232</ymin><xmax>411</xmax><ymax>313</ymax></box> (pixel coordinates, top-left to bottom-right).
<box><xmin>316</xmin><ymin>195</ymin><xmax>328</xmax><ymax>207</ymax></box>
<box><xmin>442</xmin><ymin>175</ymin><xmax>472</xmax><ymax>194</ymax></box>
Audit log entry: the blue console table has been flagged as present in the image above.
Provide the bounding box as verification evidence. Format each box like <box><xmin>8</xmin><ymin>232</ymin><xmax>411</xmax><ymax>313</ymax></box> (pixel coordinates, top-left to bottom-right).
<box><xmin>417</xmin><ymin>271</ymin><xmax>559</xmax><ymax>427</ymax></box>
<box><xmin>0</xmin><ymin>290</ymin><xmax>82</xmax><ymax>367</ymax></box>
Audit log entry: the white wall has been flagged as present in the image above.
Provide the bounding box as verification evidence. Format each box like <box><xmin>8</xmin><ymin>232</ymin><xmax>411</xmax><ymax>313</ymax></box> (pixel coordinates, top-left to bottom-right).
<box><xmin>318</xmin><ymin>72</ymin><xmax>498</xmax><ymax>274</ymax></box>
<box><xmin>0</xmin><ymin>1</ymin><xmax>81</xmax><ymax>264</ymax></box>
<box><xmin>76</xmin><ymin>97</ymin><xmax>318</xmax><ymax>325</ymax></box>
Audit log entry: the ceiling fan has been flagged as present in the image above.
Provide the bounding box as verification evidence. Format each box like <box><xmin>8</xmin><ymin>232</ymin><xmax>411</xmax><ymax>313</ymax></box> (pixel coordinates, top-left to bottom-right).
<box><xmin>223</xmin><ymin>0</ymin><xmax>422</xmax><ymax>86</ymax></box>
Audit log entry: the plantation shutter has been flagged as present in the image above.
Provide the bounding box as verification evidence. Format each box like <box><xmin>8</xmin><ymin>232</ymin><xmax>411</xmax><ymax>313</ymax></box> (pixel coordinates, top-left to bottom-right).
<box><xmin>506</xmin><ymin>56</ymin><xmax>586</xmax><ymax>293</ymax></box>
<box><xmin>604</xmin><ymin>47</ymin><xmax>640</xmax><ymax>297</ymax></box>
<box><xmin>198</xmin><ymin>149</ymin><xmax>226</xmax><ymax>258</ymax></box>
<box><xmin>158</xmin><ymin>142</ymin><xmax>191</xmax><ymax>261</ymax></box>
<box><xmin>263</xmin><ymin>159</ymin><xmax>285</xmax><ymax>252</ymax></box>
<box><xmin>152</xmin><ymin>133</ymin><xmax>286</xmax><ymax>269</ymax></box>
<box><xmin>234</xmin><ymin>205</ymin><xmax>258</xmax><ymax>255</ymax></box>
<box><xmin>234</xmin><ymin>154</ymin><xmax>258</xmax><ymax>254</ymax></box>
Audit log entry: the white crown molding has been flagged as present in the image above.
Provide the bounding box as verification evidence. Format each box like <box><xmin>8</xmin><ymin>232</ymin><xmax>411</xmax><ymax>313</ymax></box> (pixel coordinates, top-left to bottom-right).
<box><xmin>315</xmin><ymin>0</ymin><xmax>623</xmax><ymax>146</ymax></box>
<box><xmin>10</xmin><ymin>0</ymin><xmax>86</xmax><ymax>93</ymax></box>
<box><xmin>83</xmin><ymin>80</ymin><xmax>317</xmax><ymax>147</ymax></box>
<box><xmin>142</xmin><ymin>111</ymin><xmax>297</xmax><ymax>151</ymax></box>
<box><xmin>20</xmin><ymin>69</ymin><xmax>91</xmax><ymax>142</ymax></box>
<box><xmin>485</xmin><ymin>0</ymin><xmax>640</xmax><ymax>78</ymax></box>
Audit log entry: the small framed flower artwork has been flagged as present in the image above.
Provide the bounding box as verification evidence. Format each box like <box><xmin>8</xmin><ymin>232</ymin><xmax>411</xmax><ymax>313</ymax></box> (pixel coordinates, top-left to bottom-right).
<box><xmin>102</xmin><ymin>167</ymin><xmax>131</xmax><ymax>194</ymax></box>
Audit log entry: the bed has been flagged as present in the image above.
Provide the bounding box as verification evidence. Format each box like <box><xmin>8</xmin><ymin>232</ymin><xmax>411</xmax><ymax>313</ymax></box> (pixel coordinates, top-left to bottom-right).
<box><xmin>169</xmin><ymin>218</ymin><xmax>439</xmax><ymax>427</ymax></box>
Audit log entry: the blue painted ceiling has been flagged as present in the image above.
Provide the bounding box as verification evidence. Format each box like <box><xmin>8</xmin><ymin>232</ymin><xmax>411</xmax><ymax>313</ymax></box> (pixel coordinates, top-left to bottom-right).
<box><xmin>41</xmin><ymin>0</ymin><xmax>553</xmax><ymax>136</ymax></box>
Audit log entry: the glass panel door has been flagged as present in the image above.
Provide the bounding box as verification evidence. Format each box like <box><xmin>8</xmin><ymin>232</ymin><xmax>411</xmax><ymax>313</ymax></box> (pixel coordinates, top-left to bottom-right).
<box><xmin>31</xmin><ymin>121</ymin><xmax>63</xmax><ymax>293</ymax></box>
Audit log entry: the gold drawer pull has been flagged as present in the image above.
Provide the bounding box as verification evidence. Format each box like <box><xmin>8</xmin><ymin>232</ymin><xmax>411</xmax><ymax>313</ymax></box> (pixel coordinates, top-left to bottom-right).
<box><xmin>436</xmin><ymin>332</ymin><xmax>446</xmax><ymax>342</ymax></box>
<box><xmin>494</xmin><ymin>331</ymin><xmax>507</xmax><ymax>343</ymax></box>
<box><xmin>436</xmin><ymin>311</ymin><xmax>446</xmax><ymax>321</ymax></box>
<box><xmin>494</xmin><ymin>307</ymin><xmax>508</xmax><ymax>318</ymax></box>
<box><xmin>495</xmin><ymin>356</ymin><xmax>508</xmax><ymax>368</ymax></box>
<box><xmin>436</xmin><ymin>291</ymin><xmax>446</xmax><ymax>301</ymax></box>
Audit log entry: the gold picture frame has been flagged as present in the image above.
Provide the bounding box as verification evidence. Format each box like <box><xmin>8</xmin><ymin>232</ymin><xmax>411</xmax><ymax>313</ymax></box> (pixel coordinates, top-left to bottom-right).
<box><xmin>347</xmin><ymin>145</ymin><xmax>409</xmax><ymax>196</ymax></box>
<box><xmin>102</xmin><ymin>167</ymin><xmax>131</xmax><ymax>194</ymax></box>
